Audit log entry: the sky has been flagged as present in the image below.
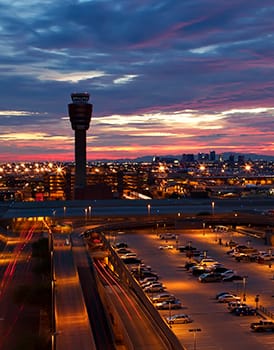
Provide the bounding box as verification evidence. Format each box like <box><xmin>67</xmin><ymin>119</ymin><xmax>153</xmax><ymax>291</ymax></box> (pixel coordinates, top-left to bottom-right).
<box><xmin>0</xmin><ymin>0</ymin><xmax>274</xmax><ymax>162</ymax></box>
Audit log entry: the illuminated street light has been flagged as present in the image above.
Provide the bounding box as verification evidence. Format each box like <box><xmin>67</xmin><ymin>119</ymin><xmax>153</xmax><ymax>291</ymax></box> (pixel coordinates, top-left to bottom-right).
<box><xmin>147</xmin><ymin>204</ymin><xmax>151</xmax><ymax>216</ymax></box>
<box><xmin>88</xmin><ymin>205</ymin><xmax>92</xmax><ymax>218</ymax></box>
<box><xmin>211</xmin><ymin>201</ymin><xmax>215</xmax><ymax>216</ymax></box>
<box><xmin>63</xmin><ymin>206</ymin><xmax>66</xmax><ymax>218</ymax></box>
<box><xmin>203</xmin><ymin>222</ymin><xmax>205</xmax><ymax>236</ymax></box>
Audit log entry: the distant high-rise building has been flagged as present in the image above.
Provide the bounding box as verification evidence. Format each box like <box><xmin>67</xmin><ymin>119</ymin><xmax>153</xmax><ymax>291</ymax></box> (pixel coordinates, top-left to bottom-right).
<box><xmin>238</xmin><ymin>155</ymin><xmax>245</xmax><ymax>164</ymax></box>
<box><xmin>228</xmin><ymin>154</ymin><xmax>235</xmax><ymax>163</ymax></box>
<box><xmin>198</xmin><ymin>153</ymin><xmax>209</xmax><ymax>161</ymax></box>
<box><xmin>68</xmin><ymin>92</ymin><xmax>92</xmax><ymax>199</ymax></box>
<box><xmin>209</xmin><ymin>151</ymin><xmax>216</xmax><ymax>161</ymax></box>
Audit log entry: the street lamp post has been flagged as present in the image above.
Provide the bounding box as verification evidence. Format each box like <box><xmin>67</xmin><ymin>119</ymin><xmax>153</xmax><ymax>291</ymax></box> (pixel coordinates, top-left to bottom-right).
<box><xmin>63</xmin><ymin>206</ymin><xmax>66</xmax><ymax>218</ymax></box>
<box><xmin>168</xmin><ymin>301</ymin><xmax>172</xmax><ymax>328</ymax></box>
<box><xmin>211</xmin><ymin>201</ymin><xmax>215</xmax><ymax>216</ymax></box>
<box><xmin>203</xmin><ymin>222</ymin><xmax>205</xmax><ymax>236</ymax></box>
<box><xmin>189</xmin><ymin>328</ymin><xmax>201</xmax><ymax>350</ymax></box>
<box><xmin>255</xmin><ymin>294</ymin><xmax>260</xmax><ymax>310</ymax></box>
<box><xmin>242</xmin><ymin>276</ymin><xmax>248</xmax><ymax>302</ymax></box>
<box><xmin>147</xmin><ymin>204</ymin><xmax>151</xmax><ymax>216</ymax></box>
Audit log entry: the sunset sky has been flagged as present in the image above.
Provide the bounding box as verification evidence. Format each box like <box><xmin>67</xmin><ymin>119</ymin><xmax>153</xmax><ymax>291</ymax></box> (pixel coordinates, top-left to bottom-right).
<box><xmin>0</xmin><ymin>0</ymin><xmax>274</xmax><ymax>162</ymax></box>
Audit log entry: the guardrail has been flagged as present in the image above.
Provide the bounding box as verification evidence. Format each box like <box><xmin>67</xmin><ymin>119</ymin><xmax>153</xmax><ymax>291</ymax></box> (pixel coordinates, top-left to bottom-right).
<box><xmin>258</xmin><ymin>305</ymin><xmax>274</xmax><ymax>320</ymax></box>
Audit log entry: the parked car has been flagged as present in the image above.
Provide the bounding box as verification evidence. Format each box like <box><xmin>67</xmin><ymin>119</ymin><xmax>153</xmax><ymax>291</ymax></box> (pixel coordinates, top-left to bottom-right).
<box><xmin>138</xmin><ymin>271</ymin><xmax>159</xmax><ymax>279</ymax></box>
<box><xmin>122</xmin><ymin>257</ymin><xmax>142</xmax><ymax>265</ymax></box>
<box><xmin>199</xmin><ymin>272</ymin><xmax>222</xmax><ymax>283</ymax></box>
<box><xmin>184</xmin><ymin>262</ymin><xmax>197</xmax><ymax>270</ymax></box>
<box><xmin>166</xmin><ymin>313</ymin><xmax>193</xmax><ymax>324</ymax></box>
<box><xmin>141</xmin><ymin>281</ymin><xmax>163</xmax><ymax>289</ymax></box>
<box><xmin>116</xmin><ymin>248</ymin><xmax>132</xmax><ymax>255</ymax></box>
<box><xmin>139</xmin><ymin>276</ymin><xmax>158</xmax><ymax>285</ymax></box>
<box><xmin>121</xmin><ymin>252</ymin><xmax>137</xmax><ymax>259</ymax></box>
<box><xmin>191</xmin><ymin>266</ymin><xmax>209</xmax><ymax>276</ymax></box>
<box><xmin>221</xmin><ymin>269</ymin><xmax>234</xmax><ymax>277</ymax></box>
<box><xmin>215</xmin><ymin>291</ymin><xmax>235</xmax><ymax>299</ymax></box>
<box><xmin>159</xmin><ymin>245</ymin><xmax>174</xmax><ymax>250</ymax></box>
<box><xmin>155</xmin><ymin>299</ymin><xmax>182</xmax><ymax>310</ymax></box>
<box><xmin>159</xmin><ymin>233</ymin><xmax>176</xmax><ymax>240</ymax></box>
<box><xmin>227</xmin><ymin>301</ymin><xmax>247</xmax><ymax>311</ymax></box>
<box><xmin>232</xmin><ymin>306</ymin><xmax>256</xmax><ymax>316</ymax></box>
<box><xmin>257</xmin><ymin>253</ymin><xmax>274</xmax><ymax>263</ymax></box>
<box><xmin>212</xmin><ymin>266</ymin><xmax>230</xmax><ymax>274</ymax></box>
<box><xmin>115</xmin><ymin>242</ymin><xmax>128</xmax><ymax>249</ymax></box>
<box><xmin>144</xmin><ymin>285</ymin><xmax>165</xmax><ymax>293</ymax></box>
<box><xmin>250</xmin><ymin>320</ymin><xmax>274</xmax><ymax>332</ymax></box>
<box><xmin>218</xmin><ymin>294</ymin><xmax>241</xmax><ymax>303</ymax></box>
<box><xmin>178</xmin><ymin>245</ymin><xmax>197</xmax><ymax>252</ymax></box>
<box><xmin>151</xmin><ymin>293</ymin><xmax>176</xmax><ymax>303</ymax></box>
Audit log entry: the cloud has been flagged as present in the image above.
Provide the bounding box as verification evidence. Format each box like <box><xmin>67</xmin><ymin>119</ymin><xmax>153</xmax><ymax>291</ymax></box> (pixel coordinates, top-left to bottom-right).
<box><xmin>0</xmin><ymin>0</ymin><xmax>273</xmax><ymax>160</ymax></box>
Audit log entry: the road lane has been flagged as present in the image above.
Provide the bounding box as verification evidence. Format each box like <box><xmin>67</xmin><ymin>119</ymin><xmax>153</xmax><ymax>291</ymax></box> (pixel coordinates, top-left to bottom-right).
<box><xmin>53</xmin><ymin>235</ymin><xmax>96</xmax><ymax>350</ymax></box>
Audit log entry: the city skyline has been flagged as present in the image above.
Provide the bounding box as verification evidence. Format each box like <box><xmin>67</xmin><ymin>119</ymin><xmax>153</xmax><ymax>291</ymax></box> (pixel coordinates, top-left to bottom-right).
<box><xmin>0</xmin><ymin>1</ymin><xmax>274</xmax><ymax>162</ymax></box>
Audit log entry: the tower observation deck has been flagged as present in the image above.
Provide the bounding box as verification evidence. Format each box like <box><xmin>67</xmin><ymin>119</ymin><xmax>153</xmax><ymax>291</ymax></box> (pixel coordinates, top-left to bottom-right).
<box><xmin>68</xmin><ymin>92</ymin><xmax>93</xmax><ymax>199</ymax></box>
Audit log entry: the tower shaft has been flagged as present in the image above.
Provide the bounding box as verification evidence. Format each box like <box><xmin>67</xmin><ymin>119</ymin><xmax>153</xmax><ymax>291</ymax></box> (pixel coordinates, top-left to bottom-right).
<box><xmin>68</xmin><ymin>92</ymin><xmax>92</xmax><ymax>199</ymax></box>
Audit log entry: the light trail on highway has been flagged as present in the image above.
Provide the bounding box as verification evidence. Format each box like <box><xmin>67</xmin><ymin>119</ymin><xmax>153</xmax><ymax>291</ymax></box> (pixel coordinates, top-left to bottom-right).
<box><xmin>95</xmin><ymin>259</ymin><xmax>143</xmax><ymax>321</ymax></box>
<box><xmin>0</xmin><ymin>222</ymin><xmax>39</xmax><ymax>350</ymax></box>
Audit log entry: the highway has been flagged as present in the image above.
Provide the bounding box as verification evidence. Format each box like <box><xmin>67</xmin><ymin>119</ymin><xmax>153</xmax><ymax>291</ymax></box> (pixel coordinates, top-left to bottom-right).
<box><xmin>2</xmin><ymin>197</ymin><xmax>274</xmax><ymax>219</ymax></box>
<box><xmin>0</xmin><ymin>220</ymin><xmax>45</xmax><ymax>350</ymax></box>
<box><xmin>71</xmin><ymin>234</ymin><xmax>116</xmax><ymax>350</ymax></box>
<box><xmin>53</xmin><ymin>234</ymin><xmax>97</xmax><ymax>350</ymax></box>
<box><xmin>117</xmin><ymin>227</ymin><xmax>274</xmax><ymax>350</ymax></box>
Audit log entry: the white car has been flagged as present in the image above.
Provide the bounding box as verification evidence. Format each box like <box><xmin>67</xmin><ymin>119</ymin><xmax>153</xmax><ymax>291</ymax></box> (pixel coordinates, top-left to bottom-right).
<box><xmin>221</xmin><ymin>270</ymin><xmax>234</xmax><ymax>277</ymax></box>
<box><xmin>199</xmin><ymin>258</ymin><xmax>218</xmax><ymax>265</ymax></box>
<box><xmin>218</xmin><ymin>294</ymin><xmax>241</xmax><ymax>303</ymax></box>
<box><xmin>120</xmin><ymin>252</ymin><xmax>137</xmax><ymax>259</ymax></box>
<box><xmin>258</xmin><ymin>253</ymin><xmax>274</xmax><ymax>262</ymax></box>
<box><xmin>159</xmin><ymin>245</ymin><xmax>173</xmax><ymax>250</ymax></box>
<box><xmin>151</xmin><ymin>293</ymin><xmax>175</xmax><ymax>303</ymax></box>
<box><xmin>140</xmin><ymin>276</ymin><xmax>158</xmax><ymax>284</ymax></box>
<box><xmin>142</xmin><ymin>282</ymin><xmax>163</xmax><ymax>289</ymax></box>
<box><xmin>166</xmin><ymin>313</ymin><xmax>193</xmax><ymax>324</ymax></box>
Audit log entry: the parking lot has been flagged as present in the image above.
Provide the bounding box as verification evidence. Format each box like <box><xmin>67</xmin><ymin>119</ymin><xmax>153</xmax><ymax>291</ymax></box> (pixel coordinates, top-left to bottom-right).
<box><xmin>115</xmin><ymin>227</ymin><xmax>274</xmax><ymax>350</ymax></box>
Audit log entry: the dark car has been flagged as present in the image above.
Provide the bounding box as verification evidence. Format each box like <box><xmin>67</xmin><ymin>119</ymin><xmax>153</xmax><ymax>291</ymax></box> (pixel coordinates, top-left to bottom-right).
<box><xmin>115</xmin><ymin>242</ymin><xmax>128</xmax><ymax>249</ymax></box>
<box><xmin>122</xmin><ymin>257</ymin><xmax>142</xmax><ymax>265</ymax></box>
<box><xmin>184</xmin><ymin>262</ymin><xmax>197</xmax><ymax>270</ymax></box>
<box><xmin>155</xmin><ymin>299</ymin><xmax>182</xmax><ymax>310</ymax></box>
<box><xmin>213</xmin><ymin>266</ymin><xmax>230</xmax><ymax>274</ymax></box>
<box><xmin>199</xmin><ymin>272</ymin><xmax>222</xmax><ymax>283</ymax></box>
<box><xmin>138</xmin><ymin>271</ymin><xmax>159</xmax><ymax>280</ymax></box>
<box><xmin>232</xmin><ymin>306</ymin><xmax>256</xmax><ymax>316</ymax></box>
<box><xmin>191</xmin><ymin>266</ymin><xmax>209</xmax><ymax>276</ymax></box>
<box><xmin>178</xmin><ymin>245</ymin><xmax>197</xmax><ymax>252</ymax></box>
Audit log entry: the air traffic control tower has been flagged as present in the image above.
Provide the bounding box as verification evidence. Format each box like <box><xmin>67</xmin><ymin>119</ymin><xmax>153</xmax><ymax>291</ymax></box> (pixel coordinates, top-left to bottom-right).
<box><xmin>68</xmin><ymin>92</ymin><xmax>93</xmax><ymax>199</ymax></box>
